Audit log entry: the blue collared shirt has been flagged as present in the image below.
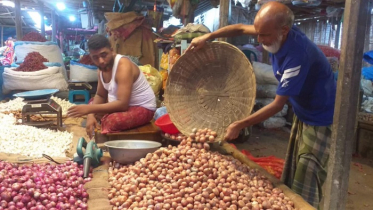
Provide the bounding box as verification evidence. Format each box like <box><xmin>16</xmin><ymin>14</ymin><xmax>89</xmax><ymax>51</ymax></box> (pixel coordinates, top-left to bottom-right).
<box><xmin>271</xmin><ymin>26</ymin><xmax>336</xmax><ymax>126</ymax></box>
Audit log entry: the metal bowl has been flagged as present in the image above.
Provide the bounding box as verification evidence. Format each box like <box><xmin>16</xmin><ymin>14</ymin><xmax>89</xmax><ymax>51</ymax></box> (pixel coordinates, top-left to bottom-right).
<box><xmin>104</xmin><ymin>140</ymin><xmax>162</xmax><ymax>164</ymax></box>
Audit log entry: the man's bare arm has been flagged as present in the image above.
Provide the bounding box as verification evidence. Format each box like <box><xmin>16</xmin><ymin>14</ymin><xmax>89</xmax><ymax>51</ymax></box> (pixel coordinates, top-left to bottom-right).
<box><xmin>237</xmin><ymin>95</ymin><xmax>288</xmax><ymax>129</ymax></box>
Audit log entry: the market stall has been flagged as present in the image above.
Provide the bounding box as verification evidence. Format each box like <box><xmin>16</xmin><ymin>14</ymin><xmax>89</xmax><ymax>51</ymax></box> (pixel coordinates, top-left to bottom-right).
<box><xmin>0</xmin><ymin>0</ymin><xmax>370</xmax><ymax>208</ymax></box>
<box><xmin>0</xmin><ymin>37</ymin><xmax>316</xmax><ymax>210</ymax></box>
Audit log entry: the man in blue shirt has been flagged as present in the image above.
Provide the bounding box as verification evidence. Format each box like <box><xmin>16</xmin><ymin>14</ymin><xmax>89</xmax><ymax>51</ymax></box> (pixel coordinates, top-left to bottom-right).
<box><xmin>187</xmin><ymin>2</ymin><xmax>336</xmax><ymax>208</ymax></box>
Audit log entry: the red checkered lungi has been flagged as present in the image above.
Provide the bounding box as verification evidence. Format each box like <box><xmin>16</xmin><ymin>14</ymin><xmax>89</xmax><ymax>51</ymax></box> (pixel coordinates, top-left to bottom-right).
<box><xmin>88</xmin><ymin>98</ymin><xmax>155</xmax><ymax>134</ymax></box>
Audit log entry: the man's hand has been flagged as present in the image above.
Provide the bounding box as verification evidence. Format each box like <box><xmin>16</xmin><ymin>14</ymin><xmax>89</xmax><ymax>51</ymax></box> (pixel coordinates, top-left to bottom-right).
<box><xmin>67</xmin><ymin>105</ymin><xmax>91</xmax><ymax>117</ymax></box>
<box><xmin>224</xmin><ymin>122</ymin><xmax>243</xmax><ymax>141</ymax></box>
<box><xmin>86</xmin><ymin>115</ymin><xmax>100</xmax><ymax>138</ymax></box>
<box><xmin>186</xmin><ymin>34</ymin><xmax>210</xmax><ymax>52</ymax></box>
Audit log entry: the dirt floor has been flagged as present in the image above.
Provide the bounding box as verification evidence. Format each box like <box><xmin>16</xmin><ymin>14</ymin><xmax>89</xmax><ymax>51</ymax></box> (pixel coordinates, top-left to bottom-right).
<box><xmin>235</xmin><ymin>126</ymin><xmax>373</xmax><ymax>210</ymax></box>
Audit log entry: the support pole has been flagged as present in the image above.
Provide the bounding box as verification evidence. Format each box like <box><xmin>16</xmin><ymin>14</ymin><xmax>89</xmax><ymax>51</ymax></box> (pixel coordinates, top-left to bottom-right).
<box><xmin>39</xmin><ymin>1</ymin><xmax>45</xmax><ymax>37</ymax></box>
<box><xmin>334</xmin><ymin>19</ymin><xmax>341</xmax><ymax>49</ymax></box>
<box><xmin>51</xmin><ymin>11</ymin><xmax>57</xmax><ymax>42</ymax></box>
<box><xmin>1</xmin><ymin>26</ymin><xmax>3</xmax><ymax>47</ymax></box>
<box><xmin>364</xmin><ymin>2</ymin><xmax>372</xmax><ymax>53</ymax></box>
<box><xmin>14</xmin><ymin>0</ymin><xmax>23</xmax><ymax>40</ymax></box>
<box><xmin>59</xmin><ymin>31</ymin><xmax>64</xmax><ymax>53</ymax></box>
<box><xmin>323</xmin><ymin>0</ymin><xmax>370</xmax><ymax>209</ymax></box>
<box><xmin>218</xmin><ymin>0</ymin><xmax>231</xmax><ymax>42</ymax></box>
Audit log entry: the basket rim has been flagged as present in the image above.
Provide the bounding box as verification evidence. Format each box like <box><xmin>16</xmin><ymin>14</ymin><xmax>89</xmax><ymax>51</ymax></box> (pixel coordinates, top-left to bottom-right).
<box><xmin>164</xmin><ymin>41</ymin><xmax>256</xmax><ymax>140</ymax></box>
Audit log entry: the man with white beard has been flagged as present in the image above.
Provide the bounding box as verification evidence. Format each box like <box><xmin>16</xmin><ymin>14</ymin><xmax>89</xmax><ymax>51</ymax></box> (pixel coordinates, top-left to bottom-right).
<box><xmin>187</xmin><ymin>2</ymin><xmax>336</xmax><ymax>208</ymax></box>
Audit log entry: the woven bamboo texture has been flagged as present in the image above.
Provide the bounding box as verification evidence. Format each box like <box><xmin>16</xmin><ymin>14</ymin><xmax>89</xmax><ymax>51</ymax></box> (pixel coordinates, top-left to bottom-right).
<box><xmin>165</xmin><ymin>41</ymin><xmax>256</xmax><ymax>140</ymax></box>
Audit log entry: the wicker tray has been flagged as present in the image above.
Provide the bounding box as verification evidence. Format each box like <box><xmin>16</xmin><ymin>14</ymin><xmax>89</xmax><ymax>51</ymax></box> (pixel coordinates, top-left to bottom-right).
<box><xmin>165</xmin><ymin>41</ymin><xmax>256</xmax><ymax>141</ymax></box>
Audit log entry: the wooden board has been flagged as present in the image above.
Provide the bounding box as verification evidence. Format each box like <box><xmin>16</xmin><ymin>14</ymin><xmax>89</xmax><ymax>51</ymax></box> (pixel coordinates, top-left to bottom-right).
<box><xmin>95</xmin><ymin>121</ymin><xmax>162</xmax><ymax>143</ymax></box>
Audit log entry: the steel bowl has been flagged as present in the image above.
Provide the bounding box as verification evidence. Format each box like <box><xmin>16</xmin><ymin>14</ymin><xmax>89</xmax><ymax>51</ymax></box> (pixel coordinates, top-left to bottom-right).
<box><xmin>104</xmin><ymin>140</ymin><xmax>162</xmax><ymax>164</ymax></box>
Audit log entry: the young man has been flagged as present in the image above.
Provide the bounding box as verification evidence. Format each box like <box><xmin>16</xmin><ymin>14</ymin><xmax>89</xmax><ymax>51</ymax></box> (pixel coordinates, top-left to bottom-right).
<box><xmin>67</xmin><ymin>34</ymin><xmax>156</xmax><ymax>137</ymax></box>
<box><xmin>187</xmin><ymin>2</ymin><xmax>336</xmax><ymax>208</ymax></box>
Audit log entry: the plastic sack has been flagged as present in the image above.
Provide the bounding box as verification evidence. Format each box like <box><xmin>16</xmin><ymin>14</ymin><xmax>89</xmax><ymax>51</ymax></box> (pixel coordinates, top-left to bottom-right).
<box><xmin>256</xmin><ymin>84</ymin><xmax>277</xmax><ymax>98</ymax></box>
<box><xmin>11</xmin><ymin>62</ymin><xmax>62</xmax><ymax>68</ymax></box>
<box><xmin>154</xmin><ymin>106</ymin><xmax>168</xmax><ymax>120</ymax></box>
<box><xmin>252</xmin><ymin>62</ymin><xmax>278</xmax><ymax>85</ymax></box>
<box><xmin>317</xmin><ymin>45</ymin><xmax>341</xmax><ymax>60</ymax></box>
<box><xmin>364</xmin><ymin>50</ymin><xmax>373</xmax><ymax>65</ymax></box>
<box><xmin>361</xmin><ymin>78</ymin><xmax>373</xmax><ymax>97</ymax></box>
<box><xmin>70</xmin><ymin>61</ymin><xmax>98</xmax><ymax>82</ymax></box>
<box><xmin>139</xmin><ymin>65</ymin><xmax>162</xmax><ymax>95</ymax></box>
<box><xmin>160</xmin><ymin>53</ymin><xmax>169</xmax><ymax>70</ymax></box>
<box><xmin>3</xmin><ymin>66</ymin><xmax>68</xmax><ymax>93</ymax></box>
<box><xmin>13</xmin><ymin>41</ymin><xmax>67</xmax><ymax>80</ymax></box>
<box><xmin>362</xmin><ymin>66</ymin><xmax>373</xmax><ymax>81</ymax></box>
<box><xmin>260</xmin><ymin>117</ymin><xmax>287</xmax><ymax>128</ymax></box>
<box><xmin>256</xmin><ymin>98</ymin><xmax>288</xmax><ymax>117</ymax></box>
<box><xmin>326</xmin><ymin>57</ymin><xmax>339</xmax><ymax>72</ymax></box>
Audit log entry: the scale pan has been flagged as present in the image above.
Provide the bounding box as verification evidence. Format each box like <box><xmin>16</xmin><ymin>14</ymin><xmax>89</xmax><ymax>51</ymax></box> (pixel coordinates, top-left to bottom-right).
<box><xmin>13</xmin><ymin>89</ymin><xmax>59</xmax><ymax>100</ymax></box>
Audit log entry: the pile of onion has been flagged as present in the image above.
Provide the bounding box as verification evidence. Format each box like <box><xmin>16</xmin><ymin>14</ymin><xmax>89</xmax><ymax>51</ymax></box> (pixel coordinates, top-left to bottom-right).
<box><xmin>0</xmin><ymin>161</ymin><xmax>92</xmax><ymax>210</ymax></box>
<box><xmin>164</xmin><ymin>133</ymin><xmax>185</xmax><ymax>142</ymax></box>
<box><xmin>164</xmin><ymin>128</ymin><xmax>218</xmax><ymax>143</ymax></box>
<box><xmin>108</xmin><ymin>137</ymin><xmax>295</xmax><ymax>210</ymax></box>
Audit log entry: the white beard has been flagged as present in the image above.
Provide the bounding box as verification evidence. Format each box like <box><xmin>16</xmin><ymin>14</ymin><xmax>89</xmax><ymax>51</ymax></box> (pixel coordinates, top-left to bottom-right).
<box><xmin>262</xmin><ymin>34</ymin><xmax>283</xmax><ymax>54</ymax></box>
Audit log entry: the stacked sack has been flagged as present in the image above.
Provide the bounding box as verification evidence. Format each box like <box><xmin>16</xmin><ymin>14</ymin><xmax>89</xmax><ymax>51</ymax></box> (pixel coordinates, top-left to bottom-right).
<box><xmin>13</xmin><ymin>40</ymin><xmax>68</xmax><ymax>80</ymax></box>
<box><xmin>253</xmin><ymin>62</ymin><xmax>288</xmax><ymax>129</ymax></box>
<box><xmin>3</xmin><ymin>50</ymin><xmax>68</xmax><ymax>93</ymax></box>
<box><xmin>70</xmin><ymin>55</ymin><xmax>98</xmax><ymax>82</ymax></box>
<box><xmin>3</xmin><ymin>32</ymin><xmax>69</xmax><ymax>93</ymax></box>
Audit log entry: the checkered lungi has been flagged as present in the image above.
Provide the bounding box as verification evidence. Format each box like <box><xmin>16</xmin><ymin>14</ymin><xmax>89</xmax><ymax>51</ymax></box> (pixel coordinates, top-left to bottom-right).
<box><xmin>88</xmin><ymin>98</ymin><xmax>155</xmax><ymax>134</ymax></box>
<box><xmin>281</xmin><ymin>116</ymin><xmax>332</xmax><ymax>209</ymax></box>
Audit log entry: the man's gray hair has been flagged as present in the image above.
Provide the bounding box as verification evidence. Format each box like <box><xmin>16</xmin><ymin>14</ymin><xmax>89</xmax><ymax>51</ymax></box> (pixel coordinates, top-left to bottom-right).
<box><xmin>284</xmin><ymin>8</ymin><xmax>295</xmax><ymax>28</ymax></box>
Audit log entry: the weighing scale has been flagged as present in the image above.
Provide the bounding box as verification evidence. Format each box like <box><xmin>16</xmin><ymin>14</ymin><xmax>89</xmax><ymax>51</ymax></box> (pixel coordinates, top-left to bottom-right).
<box><xmin>68</xmin><ymin>82</ymin><xmax>92</xmax><ymax>104</ymax></box>
<box><xmin>14</xmin><ymin>89</ymin><xmax>63</xmax><ymax>129</ymax></box>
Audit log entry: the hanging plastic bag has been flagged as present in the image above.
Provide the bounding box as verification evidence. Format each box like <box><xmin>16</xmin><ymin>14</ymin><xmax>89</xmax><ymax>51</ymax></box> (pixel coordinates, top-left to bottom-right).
<box><xmin>139</xmin><ymin>65</ymin><xmax>163</xmax><ymax>95</ymax></box>
<box><xmin>160</xmin><ymin>69</ymin><xmax>169</xmax><ymax>90</ymax></box>
<box><xmin>160</xmin><ymin>53</ymin><xmax>169</xmax><ymax>70</ymax></box>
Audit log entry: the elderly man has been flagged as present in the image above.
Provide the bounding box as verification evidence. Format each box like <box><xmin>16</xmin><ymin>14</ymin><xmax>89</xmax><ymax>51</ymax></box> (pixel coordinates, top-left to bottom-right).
<box><xmin>68</xmin><ymin>34</ymin><xmax>156</xmax><ymax>137</ymax></box>
<box><xmin>187</xmin><ymin>2</ymin><xmax>336</xmax><ymax>208</ymax></box>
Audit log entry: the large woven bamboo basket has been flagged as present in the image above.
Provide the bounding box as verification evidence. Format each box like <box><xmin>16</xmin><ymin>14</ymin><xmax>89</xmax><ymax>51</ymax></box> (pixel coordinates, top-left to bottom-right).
<box><xmin>165</xmin><ymin>41</ymin><xmax>256</xmax><ymax>140</ymax></box>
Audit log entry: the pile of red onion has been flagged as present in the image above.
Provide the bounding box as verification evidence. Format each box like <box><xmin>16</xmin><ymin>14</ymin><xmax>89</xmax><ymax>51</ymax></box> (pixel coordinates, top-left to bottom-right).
<box><xmin>0</xmin><ymin>161</ymin><xmax>92</xmax><ymax>210</ymax></box>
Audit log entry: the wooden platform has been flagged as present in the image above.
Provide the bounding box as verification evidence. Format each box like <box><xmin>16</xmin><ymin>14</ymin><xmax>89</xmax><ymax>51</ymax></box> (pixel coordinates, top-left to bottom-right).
<box><xmin>95</xmin><ymin>121</ymin><xmax>162</xmax><ymax>144</ymax></box>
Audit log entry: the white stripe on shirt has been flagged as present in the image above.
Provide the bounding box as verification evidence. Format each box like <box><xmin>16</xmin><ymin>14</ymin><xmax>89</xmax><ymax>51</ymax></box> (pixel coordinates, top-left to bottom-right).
<box><xmin>283</xmin><ymin>65</ymin><xmax>301</xmax><ymax>74</ymax></box>
<box><xmin>281</xmin><ymin>65</ymin><xmax>301</xmax><ymax>82</ymax></box>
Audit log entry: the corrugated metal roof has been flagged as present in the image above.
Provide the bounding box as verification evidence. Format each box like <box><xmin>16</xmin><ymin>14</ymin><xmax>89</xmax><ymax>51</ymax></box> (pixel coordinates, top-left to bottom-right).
<box><xmin>195</xmin><ymin>0</ymin><xmax>215</xmax><ymax>17</ymax></box>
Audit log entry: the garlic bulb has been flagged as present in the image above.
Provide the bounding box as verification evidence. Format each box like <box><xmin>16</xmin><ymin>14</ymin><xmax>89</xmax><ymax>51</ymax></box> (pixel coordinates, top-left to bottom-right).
<box><xmin>0</xmin><ymin>113</ymin><xmax>73</xmax><ymax>157</ymax></box>
<box><xmin>50</xmin><ymin>96</ymin><xmax>75</xmax><ymax>116</ymax></box>
<box><xmin>0</xmin><ymin>98</ymin><xmax>26</xmax><ymax>112</ymax></box>
<box><xmin>0</xmin><ymin>97</ymin><xmax>75</xmax><ymax>116</ymax></box>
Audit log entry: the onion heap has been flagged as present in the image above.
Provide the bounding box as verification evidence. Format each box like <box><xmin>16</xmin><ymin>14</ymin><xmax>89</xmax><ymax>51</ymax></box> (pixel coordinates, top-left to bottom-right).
<box><xmin>0</xmin><ymin>161</ymin><xmax>91</xmax><ymax>210</ymax></box>
<box><xmin>164</xmin><ymin>128</ymin><xmax>218</xmax><ymax>143</ymax></box>
<box><xmin>108</xmin><ymin>136</ymin><xmax>296</xmax><ymax>210</ymax></box>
